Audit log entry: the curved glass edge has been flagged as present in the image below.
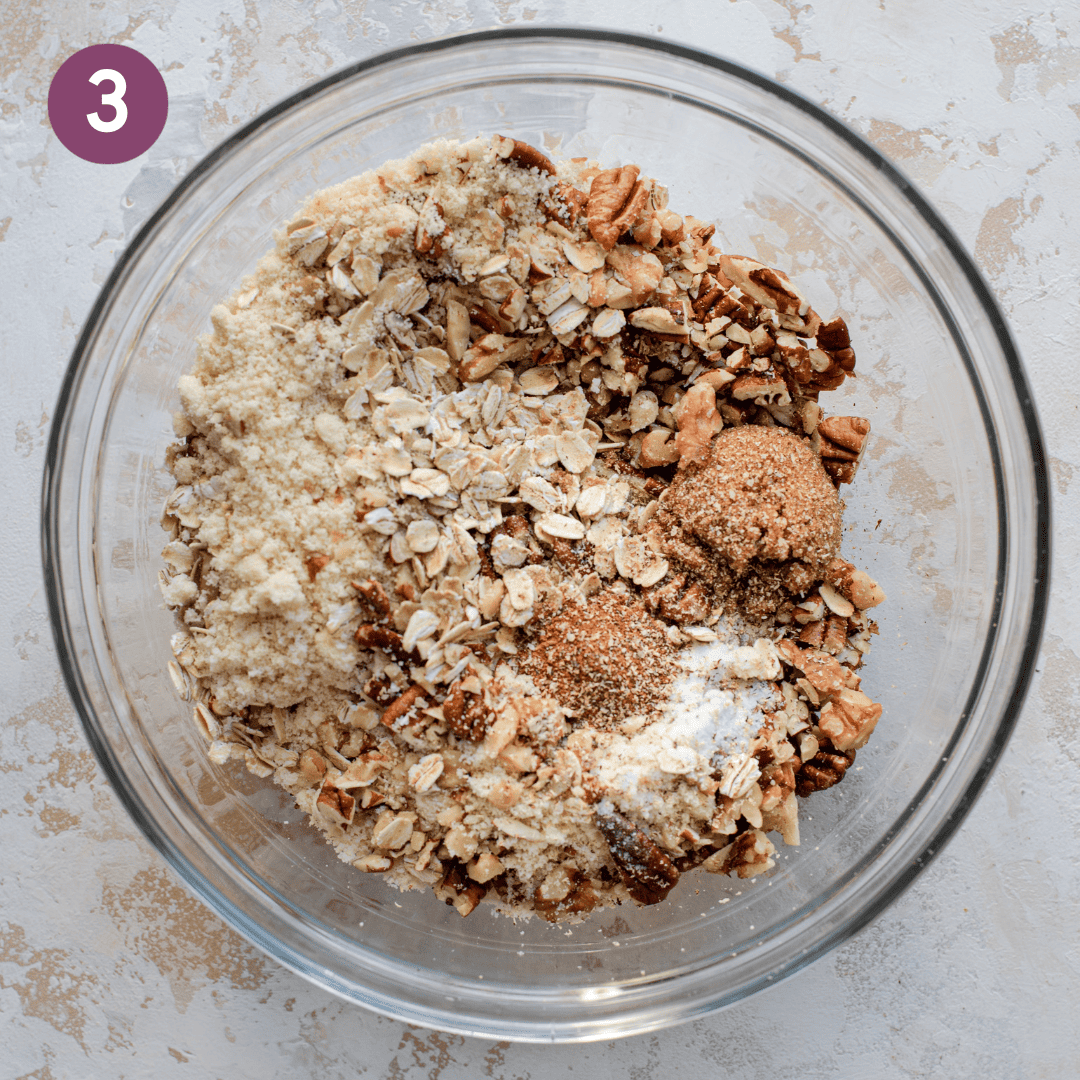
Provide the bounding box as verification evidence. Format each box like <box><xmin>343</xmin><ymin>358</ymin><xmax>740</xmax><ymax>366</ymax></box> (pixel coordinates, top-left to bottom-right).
<box><xmin>41</xmin><ymin>26</ymin><xmax>1051</xmax><ymax>1041</ymax></box>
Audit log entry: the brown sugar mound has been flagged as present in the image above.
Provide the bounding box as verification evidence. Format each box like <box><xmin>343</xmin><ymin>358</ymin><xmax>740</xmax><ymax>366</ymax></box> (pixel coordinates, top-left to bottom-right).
<box><xmin>521</xmin><ymin>590</ymin><xmax>677</xmax><ymax>730</ymax></box>
<box><xmin>652</xmin><ymin>426</ymin><xmax>842</xmax><ymax>614</ymax></box>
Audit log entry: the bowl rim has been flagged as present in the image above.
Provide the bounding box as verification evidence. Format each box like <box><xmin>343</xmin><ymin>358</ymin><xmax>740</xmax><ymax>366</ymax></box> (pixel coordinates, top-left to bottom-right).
<box><xmin>41</xmin><ymin>25</ymin><xmax>1051</xmax><ymax>1041</ymax></box>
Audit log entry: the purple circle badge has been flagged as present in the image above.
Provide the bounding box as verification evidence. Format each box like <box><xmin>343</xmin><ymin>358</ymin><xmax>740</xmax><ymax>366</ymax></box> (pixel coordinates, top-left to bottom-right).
<box><xmin>48</xmin><ymin>44</ymin><xmax>168</xmax><ymax>165</ymax></box>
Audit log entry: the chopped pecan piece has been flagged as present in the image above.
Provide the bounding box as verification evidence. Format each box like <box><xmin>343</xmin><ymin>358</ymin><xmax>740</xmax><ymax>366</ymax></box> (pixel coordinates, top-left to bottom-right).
<box><xmin>356</xmin><ymin>622</ymin><xmax>411</xmax><ymax>663</ymax></box>
<box><xmin>316</xmin><ymin>782</ymin><xmax>355</xmax><ymax>826</ymax></box>
<box><xmin>700</xmin><ymin>828</ymin><xmax>776</xmax><ymax>878</ymax></box>
<box><xmin>761</xmin><ymin>759</ymin><xmax>798</xmax><ymax>804</ymax></box>
<box><xmin>468</xmin><ymin>852</ymin><xmax>504</xmax><ymax>884</ymax></box>
<box><xmin>821</xmin><ymin>612</ymin><xmax>850</xmax><ymax>654</ymax></box>
<box><xmin>817</xmin><ymin>688</ymin><xmax>882</xmax><ymax>751</ymax></box>
<box><xmin>720</xmin><ymin>254</ymin><xmax>810</xmax><ymax>319</ymax></box>
<box><xmin>776</xmin><ymin>640</ymin><xmax>847</xmax><ymax>697</ymax></box>
<box><xmin>533</xmin><ymin>866</ymin><xmax>600</xmax><ymax>922</ymax></box>
<box><xmin>467</xmin><ymin>303</ymin><xmax>503</xmax><ymax>334</ymax></box>
<box><xmin>533</xmin><ymin>339</ymin><xmax>564</xmax><ymax>366</ymax></box>
<box><xmin>795</xmin><ymin>741</ymin><xmax>856</xmax><ymax>796</ymax></box>
<box><xmin>554</xmin><ymin>181</ymin><xmax>588</xmax><ymax>220</ymax></box>
<box><xmin>825</xmin><ymin>558</ymin><xmax>887</xmax><ymax>609</ymax></box>
<box><xmin>832</xmin><ymin>347</ymin><xmax>857</xmax><ymax>372</ymax></box>
<box><xmin>459</xmin><ymin>332</ymin><xmax>530</xmax><ymax>381</ymax></box>
<box><xmin>639</xmin><ymin>429</ymin><xmax>680</xmax><ymax>468</ymax></box>
<box><xmin>353</xmin><ymin>854</ymin><xmax>393</xmax><ymax>872</ymax></box>
<box><xmin>816</xmin><ymin>315</ymin><xmax>851</xmax><ymax>352</ymax></box>
<box><xmin>304</xmin><ymin>552</ymin><xmax>331</xmax><ymax>581</ymax></box>
<box><xmin>595</xmin><ymin>807</ymin><xmax>680</xmax><ymax>905</ymax></box>
<box><xmin>629</xmin><ymin>305</ymin><xmax>689</xmax><ymax>337</ymax></box>
<box><xmin>442</xmin><ymin>677</ymin><xmax>491</xmax><ymax>741</ymax></box>
<box><xmin>414</xmin><ymin>193</ymin><xmax>450</xmax><ymax>256</ymax></box>
<box><xmin>380</xmin><ymin>684</ymin><xmax>428</xmax><ymax>729</ymax></box>
<box><xmin>817</xmin><ymin>415</ymin><xmax>871</xmax><ymax>486</ymax></box>
<box><xmin>435</xmin><ymin>859</ymin><xmax>489</xmax><ymax>917</ymax></box>
<box><xmin>803</xmin><ymin>352</ymin><xmax>848</xmax><ymax>395</ymax></box>
<box><xmin>797</xmin><ymin>619</ymin><xmax>826</xmax><ymax>649</ymax></box>
<box><xmin>730</xmin><ymin>370</ymin><xmax>790</xmax><ymax>404</ymax></box>
<box><xmin>673</xmin><ymin>382</ymin><xmax>723</xmax><ymax>466</ymax></box>
<box><xmin>492</xmin><ymin>134</ymin><xmax>556</xmax><ymax>175</ymax></box>
<box><xmin>362</xmin><ymin>675</ymin><xmax>397</xmax><ymax>706</ymax></box>
<box><xmin>352</xmin><ymin>577</ymin><xmax>391</xmax><ymax>618</ymax></box>
<box><xmin>645</xmin><ymin>572</ymin><xmax>710</xmax><ymax>624</ymax></box>
<box><xmin>692</xmin><ymin>278</ymin><xmax>724</xmax><ymax>319</ymax></box>
<box><xmin>656</xmin><ymin>208</ymin><xmax>686</xmax><ymax>245</ymax></box>
<box><xmin>298</xmin><ymin>747</ymin><xmax>328</xmax><ymax>786</ymax></box>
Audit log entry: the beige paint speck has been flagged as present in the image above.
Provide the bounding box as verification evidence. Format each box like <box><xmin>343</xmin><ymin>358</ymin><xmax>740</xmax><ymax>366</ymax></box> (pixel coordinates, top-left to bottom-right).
<box><xmin>1036</xmin><ymin>636</ymin><xmax>1080</xmax><ymax>766</ymax></box>
<box><xmin>992</xmin><ymin>21</ymin><xmax>1043</xmax><ymax>98</ymax></box>
<box><xmin>974</xmin><ymin>193</ymin><xmax>1043</xmax><ymax>278</ymax></box>
<box><xmin>100</xmin><ymin>865</ymin><xmax>271</xmax><ymax>1012</ymax></box>
<box><xmin>866</xmin><ymin>118</ymin><xmax>950</xmax><ymax>162</ymax></box>
<box><xmin>387</xmin><ymin>1027</ymin><xmax>469</xmax><ymax>1079</ymax></box>
<box><xmin>1050</xmin><ymin>455</ymin><xmax>1073</xmax><ymax>495</ymax></box>
<box><xmin>0</xmin><ymin>923</ymin><xmax>98</xmax><ymax>1052</ymax></box>
<box><xmin>992</xmin><ymin>19</ymin><xmax>1080</xmax><ymax>99</ymax></box>
<box><xmin>770</xmin><ymin>0</ymin><xmax>821</xmax><ymax>63</ymax></box>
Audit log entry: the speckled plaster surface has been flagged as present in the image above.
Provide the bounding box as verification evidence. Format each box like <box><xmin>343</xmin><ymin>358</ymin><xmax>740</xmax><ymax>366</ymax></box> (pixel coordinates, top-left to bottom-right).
<box><xmin>2</xmin><ymin>2</ymin><xmax>1078</xmax><ymax>1077</ymax></box>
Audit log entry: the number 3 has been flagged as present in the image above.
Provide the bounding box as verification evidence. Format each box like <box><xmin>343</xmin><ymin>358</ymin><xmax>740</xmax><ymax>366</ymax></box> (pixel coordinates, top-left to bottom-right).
<box><xmin>87</xmin><ymin>68</ymin><xmax>128</xmax><ymax>133</ymax></box>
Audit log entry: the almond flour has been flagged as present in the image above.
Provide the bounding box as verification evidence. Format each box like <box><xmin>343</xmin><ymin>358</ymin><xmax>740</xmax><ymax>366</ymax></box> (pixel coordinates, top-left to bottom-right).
<box><xmin>161</xmin><ymin>135</ymin><xmax>886</xmax><ymax>921</ymax></box>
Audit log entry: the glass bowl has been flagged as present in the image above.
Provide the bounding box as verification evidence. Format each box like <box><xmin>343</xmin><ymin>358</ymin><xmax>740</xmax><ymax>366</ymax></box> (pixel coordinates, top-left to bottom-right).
<box><xmin>42</xmin><ymin>28</ymin><xmax>1049</xmax><ymax>1042</ymax></box>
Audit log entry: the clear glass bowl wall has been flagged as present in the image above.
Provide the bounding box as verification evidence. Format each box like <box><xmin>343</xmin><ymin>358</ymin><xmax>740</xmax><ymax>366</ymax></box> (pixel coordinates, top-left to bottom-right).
<box><xmin>44</xmin><ymin>31</ymin><xmax>1047</xmax><ymax>1042</ymax></box>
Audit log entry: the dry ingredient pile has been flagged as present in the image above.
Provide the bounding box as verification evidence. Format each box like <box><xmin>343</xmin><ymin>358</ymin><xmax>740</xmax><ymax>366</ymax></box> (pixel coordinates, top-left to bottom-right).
<box><xmin>161</xmin><ymin>135</ymin><xmax>887</xmax><ymax>921</ymax></box>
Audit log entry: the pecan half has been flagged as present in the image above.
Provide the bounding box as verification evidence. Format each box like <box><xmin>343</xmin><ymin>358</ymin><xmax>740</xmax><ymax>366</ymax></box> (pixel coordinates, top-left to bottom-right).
<box><xmin>587</xmin><ymin>165</ymin><xmax>649</xmax><ymax>251</ymax></box>
<box><xmin>595</xmin><ymin>807</ymin><xmax>680</xmax><ymax>905</ymax></box>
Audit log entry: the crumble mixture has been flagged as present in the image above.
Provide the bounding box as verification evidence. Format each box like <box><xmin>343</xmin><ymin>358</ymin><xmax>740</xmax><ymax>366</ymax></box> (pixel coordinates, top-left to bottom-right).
<box><xmin>161</xmin><ymin>135</ymin><xmax>886</xmax><ymax>920</ymax></box>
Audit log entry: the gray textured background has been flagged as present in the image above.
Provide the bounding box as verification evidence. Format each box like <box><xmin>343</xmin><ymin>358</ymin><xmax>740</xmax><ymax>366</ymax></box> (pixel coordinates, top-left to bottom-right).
<box><xmin>3</xmin><ymin>2</ymin><xmax>1078</xmax><ymax>1077</ymax></box>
